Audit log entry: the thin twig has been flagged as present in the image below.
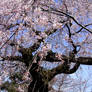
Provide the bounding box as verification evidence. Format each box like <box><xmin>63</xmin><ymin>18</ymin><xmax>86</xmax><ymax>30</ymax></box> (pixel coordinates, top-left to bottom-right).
<box><xmin>72</xmin><ymin>23</ymin><xmax>92</xmax><ymax>35</ymax></box>
<box><xmin>41</xmin><ymin>7</ymin><xmax>92</xmax><ymax>33</ymax></box>
<box><xmin>0</xmin><ymin>28</ymin><xmax>18</xmax><ymax>50</ymax></box>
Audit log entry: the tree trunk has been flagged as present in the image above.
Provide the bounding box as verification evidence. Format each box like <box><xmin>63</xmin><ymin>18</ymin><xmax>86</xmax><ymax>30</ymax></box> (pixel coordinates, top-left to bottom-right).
<box><xmin>28</xmin><ymin>63</ymin><xmax>48</xmax><ymax>92</ymax></box>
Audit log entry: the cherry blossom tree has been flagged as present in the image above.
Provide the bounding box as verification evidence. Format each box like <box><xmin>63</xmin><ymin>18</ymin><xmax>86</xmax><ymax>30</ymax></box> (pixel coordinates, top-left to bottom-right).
<box><xmin>0</xmin><ymin>0</ymin><xmax>92</xmax><ymax>92</ymax></box>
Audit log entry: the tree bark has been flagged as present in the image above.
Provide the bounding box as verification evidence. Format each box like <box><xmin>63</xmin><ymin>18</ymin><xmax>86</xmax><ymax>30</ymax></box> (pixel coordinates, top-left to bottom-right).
<box><xmin>28</xmin><ymin>63</ymin><xmax>48</xmax><ymax>92</ymax></box>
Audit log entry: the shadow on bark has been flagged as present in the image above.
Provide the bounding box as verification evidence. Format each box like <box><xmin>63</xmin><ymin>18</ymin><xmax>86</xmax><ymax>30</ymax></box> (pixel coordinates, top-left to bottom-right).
<box><xmin>28</xmin><ymin>63</ymin><xmax>48</xmax><ymax>92</ymax></box>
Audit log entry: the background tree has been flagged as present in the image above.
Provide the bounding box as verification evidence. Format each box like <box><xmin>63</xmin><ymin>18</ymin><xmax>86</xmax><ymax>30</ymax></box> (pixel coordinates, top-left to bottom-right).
<box><xmin>0</xmin><ymin>0</ymin><xmax>92</xmax><ymax>92</ymax></box>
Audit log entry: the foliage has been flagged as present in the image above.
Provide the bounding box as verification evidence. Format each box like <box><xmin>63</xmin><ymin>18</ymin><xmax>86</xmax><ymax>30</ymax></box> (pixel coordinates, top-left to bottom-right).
<box><xmin>0</xmin><ymin>0</ymin><xmax>92</xmax><ymax>92</ymax></box>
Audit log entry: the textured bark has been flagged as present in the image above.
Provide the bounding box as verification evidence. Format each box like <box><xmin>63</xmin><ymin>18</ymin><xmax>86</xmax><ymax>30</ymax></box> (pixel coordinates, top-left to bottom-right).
<box><xmin>28</xmin><ymin>63</ymin><xmax>48</xmax><ymax>92</ymax></box>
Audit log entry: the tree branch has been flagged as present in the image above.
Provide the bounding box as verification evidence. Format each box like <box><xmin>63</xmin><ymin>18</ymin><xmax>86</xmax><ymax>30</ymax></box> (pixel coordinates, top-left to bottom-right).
<box><xmin>72</xmin><ymin>23</ymin><xmax>92</xmax><ymax>35</ymax></box>
<box><xmin>40</xmin><ymin>55</ymin><xmax>92</xmax><ymax>81</ymax></box>
<box><xmin>0</xmin><ymin>28</ymin><xmax>19</xmax><ymax>50</ymax></box>
<box><xmin>1</xmin><ymin>56</ymin><xmax>22</xmax><ymax>61</ymax></box>
<box><xmin>63</xmin><ymin>62</ymin><xmax>80</xmax><ymax>74</ymax></box>
<box><xmin>39</xmin><ymin>60</ymin><xmax>80</xmax><ymax>82</ymax></box>
<box><xmin>44</xmin><ymin>50</ymin><xmax>92</xmax><ymax>65</ymax></box>
<box><xmin>75</xmin><ymin>57</ymin><xmax>92</xmax><ymax>65</ymax></box>
<box><xmin>39</xmin><ymin>61</ymin><xmax>68</xmax><ymax>81</ymax></box>
<box><xmin>41</xmin><ymin>7</ymin><xmax>92</xmax><ymax>33</ymax></box>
